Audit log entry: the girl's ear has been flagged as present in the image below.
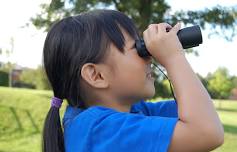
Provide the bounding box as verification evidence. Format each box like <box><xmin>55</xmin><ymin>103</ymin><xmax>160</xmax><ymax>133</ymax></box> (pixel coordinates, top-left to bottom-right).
<box><xmin>81</xmin><ymin>63</ymin><xmax>109</xmax><ymax>89</ymax></box>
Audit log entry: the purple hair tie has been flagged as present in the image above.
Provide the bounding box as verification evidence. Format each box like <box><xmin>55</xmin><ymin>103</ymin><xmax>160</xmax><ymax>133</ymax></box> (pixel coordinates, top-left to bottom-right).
<box><xmin>51</xmin><ymin>97</ymin><xmax>63</xmax><ymax>108</ymax></box>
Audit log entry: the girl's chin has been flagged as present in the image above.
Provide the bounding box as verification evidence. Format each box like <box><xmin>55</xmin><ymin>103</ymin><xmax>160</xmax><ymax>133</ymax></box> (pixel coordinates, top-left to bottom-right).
<box><xmin>144</xmin><ymin>88</ymin><xmax>156</xmax><ymax>99</ymax></box>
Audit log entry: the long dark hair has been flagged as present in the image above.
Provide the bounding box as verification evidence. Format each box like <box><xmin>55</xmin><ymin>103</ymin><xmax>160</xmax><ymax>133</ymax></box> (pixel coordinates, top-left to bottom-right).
<box><xmin>42</xmin><ymin>9</ymin><xmax>139</xmax><ymax>152</ymax></box>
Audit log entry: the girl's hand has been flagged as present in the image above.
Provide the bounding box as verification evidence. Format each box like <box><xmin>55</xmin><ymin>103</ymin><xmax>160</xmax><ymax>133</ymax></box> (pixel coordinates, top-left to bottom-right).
<box><xmin>143</xmin><ymin>22</ymin><xmax>183</xmax><ymax>68</ymax></box>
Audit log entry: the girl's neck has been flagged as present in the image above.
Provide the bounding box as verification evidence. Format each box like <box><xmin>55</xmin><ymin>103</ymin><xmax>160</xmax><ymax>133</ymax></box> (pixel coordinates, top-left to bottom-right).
<box><xmin>89</xmin><ymin>101</ymin><xmax>132</xmax><ymax>112</ymax></box>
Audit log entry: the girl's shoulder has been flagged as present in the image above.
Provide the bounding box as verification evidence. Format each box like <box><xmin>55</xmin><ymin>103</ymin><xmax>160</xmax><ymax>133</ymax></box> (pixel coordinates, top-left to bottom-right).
<box><xmin>63</xmin><ymin>103</ymin><xmax>178</xmax><ymax>152</ymax></box>
<box><xmin>63</xmin><ymin>105</ymin><xmax>126</xmax><ymax>128</ymax></box>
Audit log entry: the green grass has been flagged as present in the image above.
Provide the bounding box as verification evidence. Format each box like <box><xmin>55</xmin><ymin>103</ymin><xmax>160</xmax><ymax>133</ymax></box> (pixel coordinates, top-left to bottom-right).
<box><xmin>0</xmin><ymin>87</ymin><xmax>44</xmax><ymax>151</ymax></box>
<box><xmin>212</xmin><ymin>100</ymin><xmax>237</xmax><ymax>152</ymax></box>
<box><xmin>0</xmin><ymin>86</ymin><xmax>236</xmax><ymax>152</ymax></box>
<box><xmin>0</xmin><ymin>87</ymin><xmax>67</xmax><ymax>152</ymax></box>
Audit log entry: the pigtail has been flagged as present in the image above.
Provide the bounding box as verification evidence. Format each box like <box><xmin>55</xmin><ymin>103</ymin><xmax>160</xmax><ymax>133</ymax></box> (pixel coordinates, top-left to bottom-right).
<box><xmin>42</xmin><ymin>106</ymin><xmax>64</xmax><ymax>152</ymax></box>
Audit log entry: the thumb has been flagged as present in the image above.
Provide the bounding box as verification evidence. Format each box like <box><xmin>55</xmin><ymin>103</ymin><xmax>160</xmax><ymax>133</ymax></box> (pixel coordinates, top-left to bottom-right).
<box><xmin>171</xmin><ymin>22</ymin><xmax>181</xmax><ymax>34</ymax></box>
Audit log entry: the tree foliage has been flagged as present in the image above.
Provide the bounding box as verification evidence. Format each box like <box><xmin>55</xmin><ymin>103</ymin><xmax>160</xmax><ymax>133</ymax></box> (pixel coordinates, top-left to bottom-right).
<box><xmin>31</xmin><ymin>0</ymin><xmax>237</xmax><ymax>98</ymax></box>
<box><xmin>231</xmin><ymin>76</ymin><xmax>237</xmax><ymax>88</ymax></box>
<box><xmin>0</xmin><ymin>70</ymin><xmax>9</xmax><ymax>86</ymax></box>
<box><xmin>207</xmin><ymin>67</ymin><xmax>234</xmax><ymax>99</ymax></box>
<box><xmin>19</xmin><ymin>66</ymin><xmax>51</xmax><ymax>90</ymax></box>
<box><xmin>32</xmin><ymin>0</ymin><xmax>237</xmax><ymax>40</ymax></box>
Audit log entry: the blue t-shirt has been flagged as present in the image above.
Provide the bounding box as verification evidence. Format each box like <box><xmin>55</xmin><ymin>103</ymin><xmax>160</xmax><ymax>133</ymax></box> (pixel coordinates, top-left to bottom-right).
<box><xmin>63</xmin><ymin>100</ymin><xmax>178</xmax><ymax>152</ymax></box>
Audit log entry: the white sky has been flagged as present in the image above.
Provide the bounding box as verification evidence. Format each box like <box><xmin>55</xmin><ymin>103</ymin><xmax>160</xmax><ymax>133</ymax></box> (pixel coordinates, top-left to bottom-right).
<box><xmin>0</xmin><ymin>0</ymin><xmax>237</xmax><ymax>76</ymax></box>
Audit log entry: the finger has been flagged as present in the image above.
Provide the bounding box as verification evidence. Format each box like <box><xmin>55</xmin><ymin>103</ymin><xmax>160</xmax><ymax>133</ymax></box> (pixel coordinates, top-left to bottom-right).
<box><xmin>147</xmin><ymin>24</ymin><xmax>158</xmax><ymax>34</ymax></box>
<box><xmin>143</xmin><ymin>28</ymin><xmax>149</xmax><ymax>41</ymax></box>
<box><xmin>157</xmin><ymin>23</ymin><xmax>172</xmax><ymax>34</ymax></box>
<box><xmin>170</xmin><ymin>22</ymin><xmax>181</xmax><ymax>34</ymax></box>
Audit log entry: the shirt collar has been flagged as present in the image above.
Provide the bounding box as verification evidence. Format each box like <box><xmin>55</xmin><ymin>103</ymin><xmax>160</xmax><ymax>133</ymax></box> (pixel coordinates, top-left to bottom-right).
<box><xmin>62</xmin><ymin>100</ymin><xmax>144</xmax><ymax>127</ymax></box>
<box><xmin>62</xmin><ymin>106</ymin><xmax>84</xmax><ymax>127</ymax></box>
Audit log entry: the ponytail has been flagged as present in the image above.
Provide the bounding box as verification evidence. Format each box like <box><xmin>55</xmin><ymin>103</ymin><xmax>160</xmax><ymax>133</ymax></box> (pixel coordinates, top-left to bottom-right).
<box><xmin>42</xmin><ymin>97</ymin><xmax>64</xmax><ymax>152</ymax></box>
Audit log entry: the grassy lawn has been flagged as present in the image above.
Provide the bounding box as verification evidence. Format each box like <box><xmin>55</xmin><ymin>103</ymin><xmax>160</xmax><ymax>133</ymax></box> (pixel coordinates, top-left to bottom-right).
<box><xmin>0</xmin><ymin>86</ymin><xmax>236</xmax><ymax>152</ymax></box>
<box><xmin>212</xmin><ymin>100</ymin><xmax>237</xmax><ymax>152</ymax></box>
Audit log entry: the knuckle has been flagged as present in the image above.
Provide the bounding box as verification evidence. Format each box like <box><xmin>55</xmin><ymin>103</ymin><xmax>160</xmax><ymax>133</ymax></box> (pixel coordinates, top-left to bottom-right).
<box><xmin>149</xmin><ymin>24</ymin><xmax>157</xmax><ymax>27</ymax></box>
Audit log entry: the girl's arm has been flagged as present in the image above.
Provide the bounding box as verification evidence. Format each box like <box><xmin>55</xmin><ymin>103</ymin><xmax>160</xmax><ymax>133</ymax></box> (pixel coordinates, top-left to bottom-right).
<box><xmin>143</xmin><ymin>23</ymin><xmax>224</xmax><ymax>152</ymax></box>
<box><xmin>166</xmin><ymin>54</ymin><xmax>224</xmax><ymax>152</ymax></box>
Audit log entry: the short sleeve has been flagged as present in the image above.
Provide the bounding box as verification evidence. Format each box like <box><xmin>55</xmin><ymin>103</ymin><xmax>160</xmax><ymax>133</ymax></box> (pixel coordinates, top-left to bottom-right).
<box><xmin>90</xmin><ymin>108</ymin><xmax>178</xmax><ymax>152</ymax></box>
<box><xmin>131</xmin><ymin>100</ymin><xmax>178</xmax><ymax>117</ymax></box>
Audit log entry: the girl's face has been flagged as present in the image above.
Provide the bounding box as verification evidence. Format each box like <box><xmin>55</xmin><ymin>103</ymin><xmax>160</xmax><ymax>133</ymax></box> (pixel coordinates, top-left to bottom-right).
<box><xmin>104</xmin><ymin>29</ymin><xmax>155</xmax><ymax>103</ymax></box>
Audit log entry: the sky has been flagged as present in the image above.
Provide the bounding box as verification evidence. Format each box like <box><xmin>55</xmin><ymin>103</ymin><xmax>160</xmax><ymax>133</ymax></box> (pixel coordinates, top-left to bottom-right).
<box><xmin>0</xmin><ymin>0</ymin><xmax>237</xmax><ymax>77</ymax></box>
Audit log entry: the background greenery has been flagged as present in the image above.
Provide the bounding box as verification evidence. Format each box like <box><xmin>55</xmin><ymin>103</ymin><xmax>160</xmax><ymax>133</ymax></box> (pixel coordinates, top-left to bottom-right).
<box><xmin>1</xmin><ymin>1</ymin><xmax>237</xmax><ymax>151</ymax></box>
<box><xmin>1</xmin><ymin>65</ymin><xmax>236</xmax><ymax>100</ymax></box>
<box><xmin>32</xmin><ymin>0</ymin><xmax>237</xmax><ymax>39</ymax></box>
<box><xmin>0</xmin><ymin>86</ymin><xmax>236</xmax><ymax>152</ymax></box>
<box><xmin>29</xmin><ymin>0</ymin><xmax>237</xmax><ymax>99</ymax></box>
<box><xmin>1</xmin><ymin>0</ymin><xmax>237</xmax><ymax>99</ymax></box>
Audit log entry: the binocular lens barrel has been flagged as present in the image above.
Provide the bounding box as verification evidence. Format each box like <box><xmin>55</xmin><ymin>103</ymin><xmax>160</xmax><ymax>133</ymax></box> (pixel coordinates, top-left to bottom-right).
<box><xmin>135</xmin><ymin>25</ymin><xmax>203</xmax><ymax>57</ymax></box>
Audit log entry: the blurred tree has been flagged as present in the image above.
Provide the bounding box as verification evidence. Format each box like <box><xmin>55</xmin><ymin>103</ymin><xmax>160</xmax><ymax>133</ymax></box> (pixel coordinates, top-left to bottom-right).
<box><xmin>31</xmin><ymin>0</ymin><xmax>237</xmax><ymax>40</ymax></box>
<box><xmin>19</xmin><ymin>68</ymin><xmax>37</xmax><ymax>88</ymax></box>
<box><xmin>31</xmin><ymin>0</ymin><xmax>237</xmax><ymax>97</ymax></box>
<box><xmin>153</xmin><ymin>78</ymin><xmax>172</xmax><ymax>98</ymax></box>
<box><xmin>231</xmin><ymin>75</ymin><xmax>237</xmax><ymax>88</ymax></box>
<box><xmin>36</xmin><ymin>66</ymin><xmax>52</xmax><ymax>90</ymax></box>
<box><xmin>0</xmin><ymin>62</ymin><xmax>16</xmax><ymax>73</ymax></box>
<box><xmin>19</xmin><ymin>66</ymin><xmax>51</xmax><ymax>90</ymax></box>
<box><xmin>0</xmin><ymin>70</ymin><xmax>9</xmax><ymax>86</ymax></box>
<box><xmin>207</xmin><ymin>67</ymin><xmax>234</xmax><ymax>99</ymax></box>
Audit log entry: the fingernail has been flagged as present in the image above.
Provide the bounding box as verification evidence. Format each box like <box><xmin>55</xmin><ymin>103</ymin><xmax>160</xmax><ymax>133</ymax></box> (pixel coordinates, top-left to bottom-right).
<box><xmin>177</xmin><ymin>22</ymin><xmax>181</xmax><ymax>28</ymax></box>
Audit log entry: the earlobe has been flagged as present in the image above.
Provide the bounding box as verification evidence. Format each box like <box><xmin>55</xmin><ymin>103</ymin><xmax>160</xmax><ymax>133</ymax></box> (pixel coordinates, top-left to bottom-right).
<box><xmin>81</xmin><ymin>63</ymin><xmax>109</xmax><ymax>89</ymax></box>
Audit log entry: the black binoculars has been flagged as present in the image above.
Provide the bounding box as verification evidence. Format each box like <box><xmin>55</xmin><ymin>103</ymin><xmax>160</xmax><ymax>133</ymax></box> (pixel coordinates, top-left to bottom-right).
<box><xmin>135</xmin><ymin>25</ymin><xmax>203</xmax><ymax>57</ymax></box>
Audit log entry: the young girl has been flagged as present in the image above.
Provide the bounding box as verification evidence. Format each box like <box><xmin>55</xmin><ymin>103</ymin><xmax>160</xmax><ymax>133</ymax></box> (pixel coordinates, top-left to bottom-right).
<box><xmin>42</xmin><ymin>9</ymin><xmax>224</xmax><ymax>152</ymax></box>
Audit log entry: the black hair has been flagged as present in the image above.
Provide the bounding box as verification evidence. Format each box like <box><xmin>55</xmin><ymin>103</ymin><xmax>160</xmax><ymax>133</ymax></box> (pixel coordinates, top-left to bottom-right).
<box><xmin>42</xmin><ymin>9</ymin><xmax>139</xmax><ymax>152</ymax></box>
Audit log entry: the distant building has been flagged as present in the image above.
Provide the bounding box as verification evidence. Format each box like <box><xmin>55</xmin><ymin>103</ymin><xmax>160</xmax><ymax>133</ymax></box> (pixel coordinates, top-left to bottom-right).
<box><xmin>229</xmin><ymin>88</ymin><xmax>237</xmax><ymax>100</ymax></box>
<box><xmin>11</xmin><ymin>67</ymin><xmax>23</xmax><ymax>86</ymax></box>
<box><xmin>10</xmin><ymin>65</ymin><xmax>36</xmax><ymax>88</ymax></box>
